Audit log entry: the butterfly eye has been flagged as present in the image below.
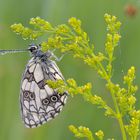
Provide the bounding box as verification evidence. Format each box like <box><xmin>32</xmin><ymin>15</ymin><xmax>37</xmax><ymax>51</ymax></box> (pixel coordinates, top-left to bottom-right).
<box><xmin>50</xmin><ymin>95</ymin><xmax>58</xmax><ymax>102</ymax></box>
<box><xmin>28</xmin><ymin>45</ymin><xmax>38</xmax><ymax>53</ymax></box>
<box><xmin>42</xmin><ymin>98</ymin><xmax>49</xmax><ymax>105</ymax></box>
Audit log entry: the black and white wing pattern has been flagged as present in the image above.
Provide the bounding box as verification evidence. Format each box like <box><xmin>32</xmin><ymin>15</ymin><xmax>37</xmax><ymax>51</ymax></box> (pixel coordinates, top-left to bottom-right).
<box><xmin>20</xmin><ymin>55</ymin><xmax>68</xmax><ymax>128</ymax></box>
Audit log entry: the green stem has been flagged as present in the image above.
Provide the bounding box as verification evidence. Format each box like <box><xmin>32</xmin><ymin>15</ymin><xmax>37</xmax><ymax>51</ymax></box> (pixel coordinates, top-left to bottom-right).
<box><xmin>108</xmin><ymin>81</ymin><xmax>127</xmax><ymax>140</ymax></box>
<box><xmin>97</xmin><ymin>61</ymin><xmax>127</xmax><ymax>140</ymax></box>
<box><xmin>88</xmin><ymin>135</ymin><xmax>95</xmax><ymax>140</ymax></box>
<box><xmin>76</xmin><ymin>46</ymin><xmax>127</xmax><ymax>139</ymax></box>
<box><xmin>133</xmin><ymin>120</ymin><xmax>139</xmax><ymax>140</ymax></box>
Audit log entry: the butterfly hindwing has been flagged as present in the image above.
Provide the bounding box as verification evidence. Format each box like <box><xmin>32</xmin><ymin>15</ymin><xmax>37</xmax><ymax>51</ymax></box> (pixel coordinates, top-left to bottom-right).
<box><xmin>20</xmin><ymin>56</ymin><xmax>67</xmax><ymax>128</ymax></box>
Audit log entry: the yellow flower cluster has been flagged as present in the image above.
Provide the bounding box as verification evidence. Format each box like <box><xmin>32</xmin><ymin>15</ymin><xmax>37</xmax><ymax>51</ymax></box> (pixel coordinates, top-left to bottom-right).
<box><xmin>104</xmin><ymin>14</ymin><xmax>121</xmax><ymax>33</ymax></box>
<box><xmin>95</xmin><ymin>130</ymin><xmax>104</xmax><ymax>140</ymax></box>
<box><xmin>30</xmin><ymin>17</ymin><xmax>52</xmax><ymax>31</ymax></box>
<box><xmin>69</xmin><ymin>125</ymin><xmax>94</xmax><ymax>140</ymax></box>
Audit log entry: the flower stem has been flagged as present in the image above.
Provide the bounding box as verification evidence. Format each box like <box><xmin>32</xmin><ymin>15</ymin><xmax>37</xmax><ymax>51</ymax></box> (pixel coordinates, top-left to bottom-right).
<box><xmin>108</xmin><ymin>80</ymin><xmax>127</xmax><ymax>140</ymax></box>
<box><xmin>133</xmin><ymin>120</ymin><xmax>139</xmax><ymax>140</ymax></box>
<box><xmin>97</xmin><ymin>61</ymin><xmax>127</xmax><ymax>140</ymax></box>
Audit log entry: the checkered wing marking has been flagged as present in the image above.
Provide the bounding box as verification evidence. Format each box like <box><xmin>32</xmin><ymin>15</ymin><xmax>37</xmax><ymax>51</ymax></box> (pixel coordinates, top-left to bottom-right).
<box><xmin>20</xmin><ymin>57</ymin><xmax>67</xmax><ymax>128</ymax></box>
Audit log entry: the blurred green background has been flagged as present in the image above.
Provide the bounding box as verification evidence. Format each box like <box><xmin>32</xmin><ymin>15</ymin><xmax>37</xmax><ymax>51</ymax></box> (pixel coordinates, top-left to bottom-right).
<box><xmin>0</xmin><ymin>0</ymin><xmax>140</xmax><ymax>139</ymax></box>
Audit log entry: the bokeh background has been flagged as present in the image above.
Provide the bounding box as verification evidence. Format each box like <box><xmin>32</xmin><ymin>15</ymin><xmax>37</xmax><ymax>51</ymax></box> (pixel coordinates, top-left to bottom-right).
<box><xmin>0</xmin><ymin>0</ymin><xmax>140</xmax><ymax>139</ymax></box>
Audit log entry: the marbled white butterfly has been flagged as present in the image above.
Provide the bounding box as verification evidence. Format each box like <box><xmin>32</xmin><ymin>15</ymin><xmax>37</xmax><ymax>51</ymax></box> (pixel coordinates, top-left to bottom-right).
<box><xmin>0</xmin><ymin>44</ymin><xmax>68</xmax><ymax>128</ymax></box>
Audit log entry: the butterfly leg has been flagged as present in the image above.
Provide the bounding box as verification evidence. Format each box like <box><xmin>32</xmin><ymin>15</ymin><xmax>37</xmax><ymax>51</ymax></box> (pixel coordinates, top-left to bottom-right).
<box><xmin>51</xmin><ymin>52</ymin><xmax>67</xmax><ymax>62</ymax></box>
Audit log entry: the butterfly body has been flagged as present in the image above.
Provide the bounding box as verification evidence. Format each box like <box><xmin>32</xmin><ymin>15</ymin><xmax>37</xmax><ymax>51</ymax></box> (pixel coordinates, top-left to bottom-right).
<box><xmin>20</xmin><ymin>45</ymin><xmax>67</xmax><ymax>128</ymax></box>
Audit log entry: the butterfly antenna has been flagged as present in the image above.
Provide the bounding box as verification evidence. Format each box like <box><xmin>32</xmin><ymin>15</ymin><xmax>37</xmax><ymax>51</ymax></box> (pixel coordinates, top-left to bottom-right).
<box><xmin>0</xmin><ymin>49</ymin><xmax>28</xmax><ymax>55</ymax></box>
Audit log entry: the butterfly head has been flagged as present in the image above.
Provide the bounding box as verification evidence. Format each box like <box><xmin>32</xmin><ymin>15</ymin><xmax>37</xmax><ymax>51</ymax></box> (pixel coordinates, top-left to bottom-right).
<box><xmin>28</xmin><ymin>44</ymin><xmax>39</xmax><ymax>54</ymax></box>
<box><xmin>28</xmin><ymin>44</ymin><xmax>52</xmax><ymax>59</ymax></box>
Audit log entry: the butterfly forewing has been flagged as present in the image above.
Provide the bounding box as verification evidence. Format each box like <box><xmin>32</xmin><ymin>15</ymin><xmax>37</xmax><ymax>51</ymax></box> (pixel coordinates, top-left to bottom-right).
<box><xmin>20</xmin><ymin>55</ymin><xmax>67</xmax><ymax>128</ymax></box>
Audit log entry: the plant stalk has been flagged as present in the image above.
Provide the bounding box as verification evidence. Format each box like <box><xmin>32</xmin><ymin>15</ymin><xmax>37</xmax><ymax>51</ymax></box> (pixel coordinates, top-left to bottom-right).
<box><xmin>97</xmin><ymin>61</ymin><xmax>127</xmax><ymax>140</ymax></box>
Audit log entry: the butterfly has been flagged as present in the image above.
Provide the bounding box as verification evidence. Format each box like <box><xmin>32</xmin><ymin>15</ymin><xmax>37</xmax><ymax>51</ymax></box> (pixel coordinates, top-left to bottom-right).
<box><xmin>0</xmin><ymin>44</ymin><xmax>68</xmax><ymax>128</ymax></box>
